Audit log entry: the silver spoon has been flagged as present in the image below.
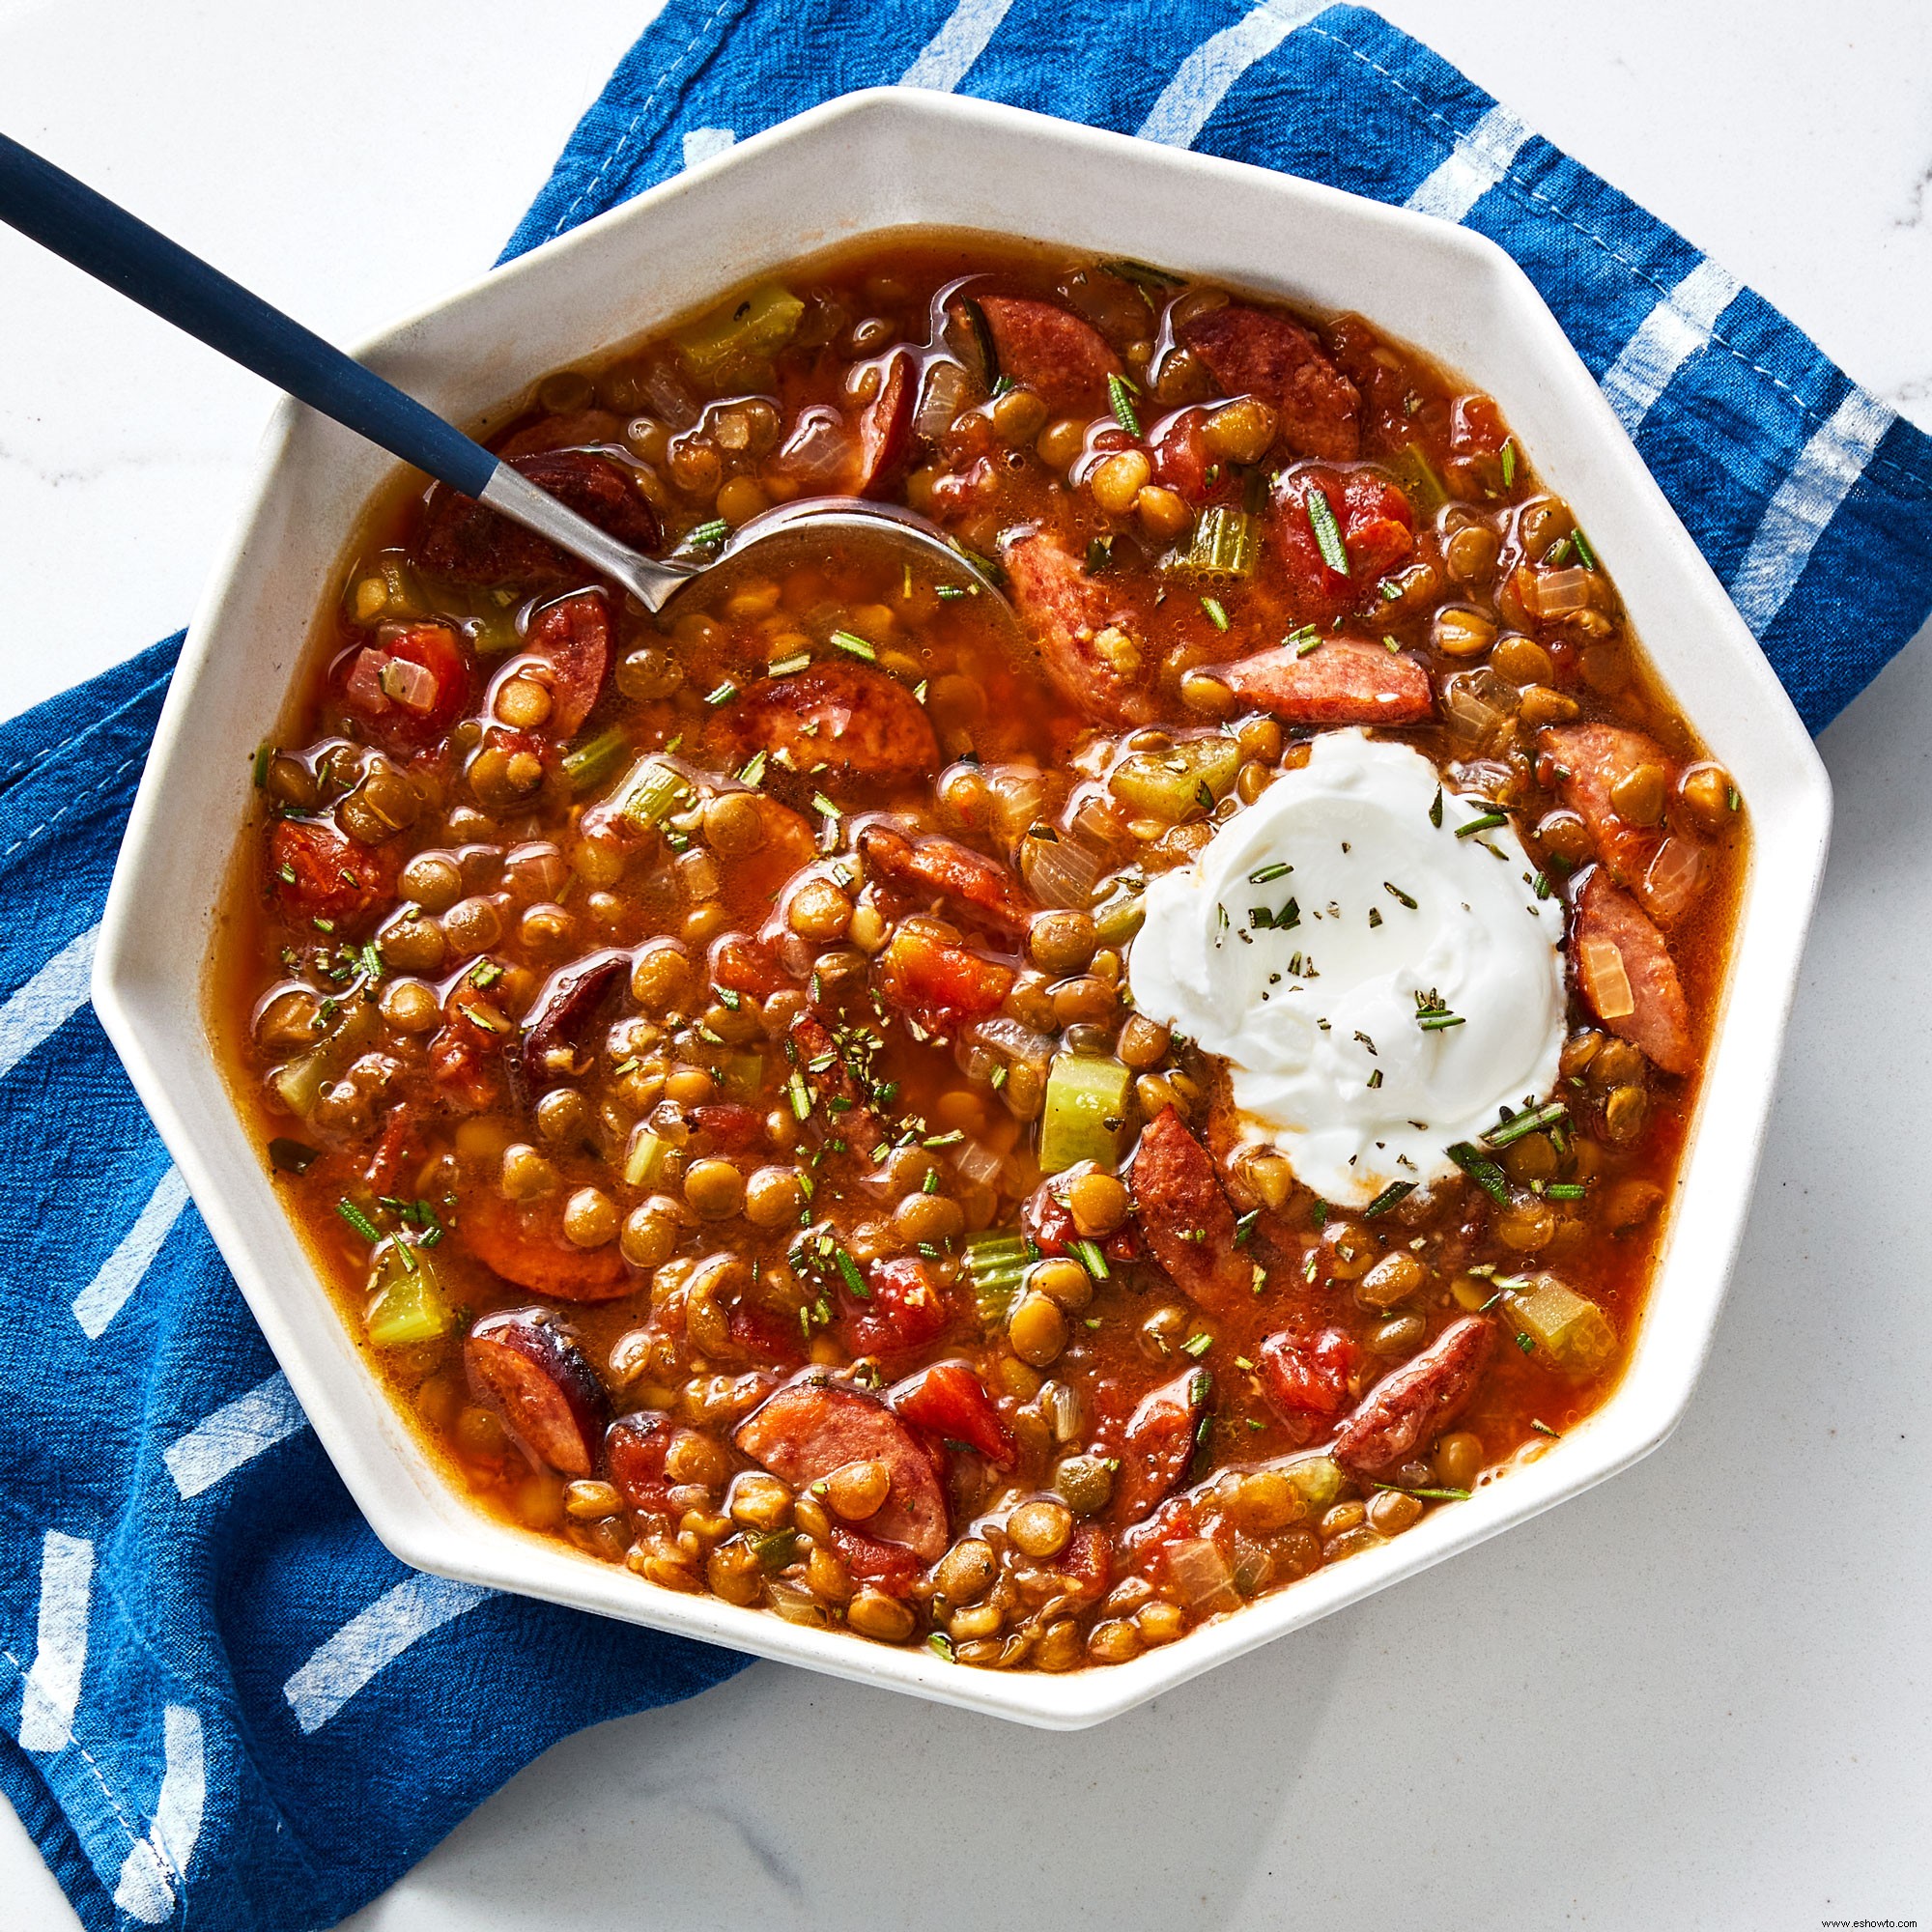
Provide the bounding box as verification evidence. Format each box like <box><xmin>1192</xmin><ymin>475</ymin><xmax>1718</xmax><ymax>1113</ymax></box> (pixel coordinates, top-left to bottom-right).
<box><xmin>0</xmin><ymin>130</ymin><xmax>1000</xmax><ymax>612</ymax></box>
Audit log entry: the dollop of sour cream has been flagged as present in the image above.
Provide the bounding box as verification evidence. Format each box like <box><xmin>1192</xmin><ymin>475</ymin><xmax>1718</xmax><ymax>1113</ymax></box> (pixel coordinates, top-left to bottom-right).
<box><xmin>1127</xmin><ymin>729</ymin><xmax>1567</xmax><ymax>1208</ymax></box>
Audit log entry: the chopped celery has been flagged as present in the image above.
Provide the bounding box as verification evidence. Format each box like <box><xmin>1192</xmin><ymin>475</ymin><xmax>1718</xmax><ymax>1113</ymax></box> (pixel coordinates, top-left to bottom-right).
<box><xmin>1108</xmin><ymin>736</ymin><xmax>1241</xmax><ymax>823</ymax></box>
<box><xmin>616</xmin><ymin>756</ymin><xmax>692</xmax><ymax>830</ymax></box>
<box><xmin>271</xmin><ymin>1046</ymin><xmax>333</xmax><ymax>1118</ymax></box>
<box><xmin>365</xmin><ymin>1243</ymin><xmax>451</xmax><ymax>1349</ymax></box>
<box><xmin>1092</xmin><ymin>873</ymin><xmax>1149</xmax><ymax>949</ymax></box>
<box><xmin>1390</xmin><ymin>442</ymin><xmax>1449</xmax><ymax>514</ymax></box>
<box><xmin>562</xmin><ymin>726</ymin><xmax>629</xmax><ymax>793</ymax></box>
<box><xmin>965</xmin><ymin>1233</ymin><xmax>1031</xmax><ymax>1326</ymax></box>
<box><xmin>1504</xmin><ymin>1274</ymin><xmax>1617</xmax><ymax>1379</ymax></box>
<box><xmin>675</xmin><ymin>282</ymin><xmax>805</xmax><ymax>384</ymax></box>
<box><xmin>624</xmin><ymin>1126</ymin><xmax>670</xmax><ymax>1189</ymax></box>
<box><xmin>1173</xmin><ymin>506</ymin><xmax>1257</xmax><ymax>578</ymax></box>
<box><xmin>715</xmin><ymin>1049</ymin><xmax>765</xmax><ymax>1104</ymax></box>
<box><xmin>1038</xmin><ymin>1055</ymin><xmax>1133</xmax><ymax>1175</ymax></box>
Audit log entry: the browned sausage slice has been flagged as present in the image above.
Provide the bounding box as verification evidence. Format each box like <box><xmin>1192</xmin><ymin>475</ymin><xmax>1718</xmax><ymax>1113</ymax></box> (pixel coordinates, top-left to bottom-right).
<box><xmin>858</xmin><ymin>821</ymin><xmax>1033</xmax><ymax>932</ymax></box>
<box><xmin>1540</xmin><ymin>724</ymin><xmax>1670</xmax><ymax>890</ymax></box>
<box><xmin>461</xmin><ymin>1189</ymin><xmax>631</xmax><ymax>1301</ymax></box>
<box><xmin>978</xmin><ymin>297</ymin><xmax>1120</xmax><ymax>412</ymax></box>
<box><xmin>1571</xmin><ymin>867</ymin><xmax>1693</xmax><ymax>1075</ymax></box>
<box><xmin>1111</xmin><ymin>1369</ymin><xmax>1211</xmax><ymax>1525</ymax></box>
<box><xmin>526</xmin><ymin>593</ymin><xmax>611</xmax><ymax>740</ymax></box>
<box><xmin>851</xmin><ymin>352</ymin><xmax>915</xmax><ymax>498</ymax></box>
<box><xmin>1217</xmin><ymin>637</ymin><xmax>1432</xmax><ymax>725</ymax></box>
<box><xmin>734</xmin><ymin>1378</ymin><xmax>949</xmax><ymax>1559</ymax></box>
<box><xmin>1131</xmin><ymin>1108</ymin><xmax>1253</xmax><ymax>1317</ymax></box>
<box><xmin>1330</xmin><ymin>1316</ymin><xmax>1493</xmax><ymax>1478</ymax></box>
<box><xmin>1178</xmin><ymin>304</ymin><xmax>1362</xmax><ymax>462</ymax></box>
<box><xmin>712</xmin><ymin>660</ymin><xmax>938</xmax><ymax>794</ymax></box>
<box><xmin>466</xmin><ymin>1309</ymin><xmax>609</xmax><ymax>1476</ymax></box>
<box><xmin>521</xmin><ymin>950</ymin><xmax>626</xmax><ymax>1092</ymax></box>
<box><xmin>414</xmin><ymin>449</ymin><xmax>660</xmax><ymax>583</ymax></box>
<box><xmin>1003</xmin><ymin>533</ymin><xmax>1156</xmax><ymax>727</ymax></box>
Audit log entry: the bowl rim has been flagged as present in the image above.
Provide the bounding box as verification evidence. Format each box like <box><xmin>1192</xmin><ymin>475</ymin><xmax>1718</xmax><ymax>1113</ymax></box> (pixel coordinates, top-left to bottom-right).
<box><xmin>93</xmin><ymin>84</ymin><xmax>1832</xmax><ymax>1729</ymax></box>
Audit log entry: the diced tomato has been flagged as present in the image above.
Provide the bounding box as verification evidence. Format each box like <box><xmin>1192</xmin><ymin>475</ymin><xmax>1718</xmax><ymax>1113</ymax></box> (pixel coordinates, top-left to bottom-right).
<box><xmin>1257</xmin><ymin>1327</ymin><xmax>1357</xmax><ymax>1424</ymax></box>
<box><xmin>889</xmin><ymin>1361</ymin><xmax>1016</xmax><ymax>1465</ymax></box>
<box><xmin>727</xmin><ymin>1299</ymin><xmax>807</xmax><ymax>1369</ymax></box>
<box><xmin>841</xmin><ymin>1256</ymin><xmax>952</xmax><ymax>1365</ymax></box>
<box><xmin>267</xmin><ymin>819</ymin><xmax>399</xmax><ymax>932</ymax></box>
<box><xmin>876</xmin><ymin>923</ymin><xmax>1015</xmax><ymax>1035</ymax></box>
<box><xmin>1062</xmin><ymin>1523</ymin><xmax>1111</xmax><ymax>1600</ymax></box>
<box><xmin>607</xmin><ymin>1410</ymin><xmax>675</xmax><ymax>1515</ymax></box>
<box><xmin>1019</xmin><ymin>1171</ymin><xmax>1142</xmax><ymax>1264</ymax></box>
<box><xmin>1150</xmin><ymin>409</ymin><xmax>1211</xmax><ymax>500</ymax></box>
<box><xmin>1270</xmin><ymin>466</ymin><xmax>1416</xmax><ymax>622</ymax></box>
<box><xmin>829</xmin><ymin>1523</ymin><xmax>923</xmax><ymax>1597</ymax></box>
<box><xmin>688</xmin><ymin>1101</ymin><xmax>765</xmax><ymax>1151</ymax></box>
<box><xmin>337</xmin><ymin>623</ymin><xmax>469</xmax><ymax>753</ymax></box>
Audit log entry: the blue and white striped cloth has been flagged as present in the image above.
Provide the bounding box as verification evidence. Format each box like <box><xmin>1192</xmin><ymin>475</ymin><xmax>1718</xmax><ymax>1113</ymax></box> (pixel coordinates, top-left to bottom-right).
<box><xmin>4</xmin><ymin>5</ymin><xmax>1928</xmax><ymax>1927</ymax></box>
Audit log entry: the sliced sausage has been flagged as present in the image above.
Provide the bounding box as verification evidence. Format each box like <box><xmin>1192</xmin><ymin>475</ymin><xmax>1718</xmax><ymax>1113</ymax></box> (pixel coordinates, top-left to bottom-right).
<box><xmin>460</xmin><ymin>1188</ymin><xmax>631</xmax><ymax>1300</ymax></box>
<box><xmin>426</xmin><ymin>992</ymin><xmax>508</xmax><ymax>1113</ymax></box>
<box><xmin>875</xmin><ymin>923</ymin><xmax>1015</xmax><ymax>1035</ymax></box>
<box><xmin>858</xmin><ymin>821</ymin><xmax>1033</xmax><ymax>932</ymax></box>
<box><xmin>1131</xmin><ymin>1108</ymin><xmax>1253</xmax><ymax>1317</ymax></box>
<box><xmin>526</xmin><ymin>593</ymin><xmax>611</xmax><ymax>740</ymax></box>
<box><xmin>1003</xmin><ymin>532</ymin><xmax>1157</xmax><ymax>727</ymax></box>
<box><xmin>414</xmin><ymin>449</ymin><xmax>660</xmax><ymax>583</ymax></box>
<box><xmin>889</xmin><ymin>1361</ymin><xmax>1016</xmax><ymax>1466</ymax></box>
<box><xmin>851</xmin><ymin>351</ymin><xmax>915</xmax><ymax>498</ymax></box>
<box><xmin>1111</xmin><ymin>1368</ymin><xmax>1211</xmax><ymax>1525</ymax></box>
<box><xmin>711</xmin><ymin>660</ymin><xmax>938</xmax><ymax>794</ymax></box>
<box><xmin>1178</xmin><ymin>304</ymin><xmax>1362</xmax><ymax>462</ymax></box>
<box><xmin>734</xmin><ymin>1378</ymin><xmax>949</xmax><ymax>1560</ymax></box>
<box><xmin>466</xmin><ymin>1309</ymin><xmax>608</xmax><ymax>1476</ymax></box>
<box><xmin>977</xmin><ymin>297</ymin><xmax>1120</xmax><ymax>412</ymax></box>
<box><xmin>520</xmin><ymin>950</ymin><xmax>626</xmax><ymax>1092</ymax></box>
<box><xmin>268</xmin><ymin>819</ymin><xmax>400</xmax><ymax>932</ymax></box>
<box><xmin>1571</xmin><ymin>867</ymin><xmax>1693</xmax><ymax>1075</ymax></box>
<box><xmin>1331</xmin><ymin>1316</ymin><xmax>1493</xmax><ymax>1478</ymax></box>
<box><xmin>1217</xmin><ymin>636</ymin><xmax>1432</xmax><ymax>724</ymax></box>
<box><xmin>1540</xmin><ymin>724</ymin><xmax>1671</xmax><ymax>889</ymax></box>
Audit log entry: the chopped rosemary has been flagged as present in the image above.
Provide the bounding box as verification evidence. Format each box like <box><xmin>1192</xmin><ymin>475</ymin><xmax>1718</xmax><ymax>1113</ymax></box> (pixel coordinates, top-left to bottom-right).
<box><xmin>1363</xmin><ymin>1179</ymin><xmax>1416</xmax><ymax>1218</ymax></box>
<box><xmin>829</xmin><ymin>630</ymin><xmax>877</xmax><ymax>662</ymax></box>
<box><xmin>767</xmin><ymin>651</ymin><xmax>810</xmax><ymax>676</ymax></box>
<box><xmin>1456</xmin><ymin>810</ymin><xmax>1508</xmax><ymax>838</ymax></box>
<box><xmin>1383</xmin><ymin>881</ymin><xmax>1418</xmax><ymax>910</ymax></box>
<box><xmin>1201</xmin><ymin>595</ymin><xmax>1230</xmax><ymax>631</ymax></box>
<box><xmin>1482</xmin><ymin>1099</ymin><xmax>1568</xmax><ymax>1150</ymax></box>
<box><xmin>1304</xmin><ymin>483</ymin><xmax>1350</xmax><ymax>575</ymax></box>
<box><xmin>1107</xmin><ymin>371</ymin><xmax>1141</xmax><ymax>438</ymax></box>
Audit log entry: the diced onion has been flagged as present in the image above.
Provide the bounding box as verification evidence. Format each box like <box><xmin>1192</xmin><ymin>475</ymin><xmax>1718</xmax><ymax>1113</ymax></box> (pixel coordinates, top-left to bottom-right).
<box><xmin>1165</xmin><ymin>1538</ymin><xmax>1240</xmax><ymax>1616</ymax></box>
<box><xmin>345</xmin><ymin>647</ymin><xmax>391</xmax><ymax>713</ymax></box>
<box><xmin>380</xmin><ymin>656</ymin><xmax>440</xmax><ymax>713</ymax></box>
<box><xmin>1526</xmin><ymin>565</ymin><xmax>1595</xmax><ymax>618</ymax></box>
<box><xmin>674</xmin><ymin>847</ymin><xmax>721</xmax><ymax>902</ymax></box>
<box><xmin>965</xmin><ymin>1016</ymin><xmax>1055</xmax><ymax>1066</ymax></box>
<box><xmin>914</xmin><ymin>359</ymin><xmax>972</xmax><ymax>440</ymax></box>
<box><xmin>951</xmin><ymin>1135</ymin><xmax>1005</xmax><ymax>1189</ymax></box>
<box><xmin>1018</xmin><ymin>831</ymin><xmax>1103</xmax><ymax>909</ymax></box>
<box><xmin>1642</xmin><ymin>837</ymin><xmax>1707</xmax><ymax>925</ymax></box>
<box><xmin>777</xmin><ymin>406</ymin><xmax>853</xmax><ymax>486</ymax></box>
<box><xmin>1439</xmin><ymin>672</ymin><xmax>1504</xmax><ymax>746</ymax></box>
<box><xmin>1578</xmin><ymin>937</ymin><xmax>1635</xmax><ymax>1020</ymax></box>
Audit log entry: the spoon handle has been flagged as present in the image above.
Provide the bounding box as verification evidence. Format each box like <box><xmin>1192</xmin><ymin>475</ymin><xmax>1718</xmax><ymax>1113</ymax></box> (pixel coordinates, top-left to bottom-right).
<box><xmin>0</xmin><ymin>129</ymin><xmax>497</xmax><ymax>495</ymax></box>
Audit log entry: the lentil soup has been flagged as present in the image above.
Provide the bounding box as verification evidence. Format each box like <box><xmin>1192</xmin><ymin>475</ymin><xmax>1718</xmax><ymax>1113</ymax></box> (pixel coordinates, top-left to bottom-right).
<box><xmin>215</xmin><ymin>234</ymin><xmax>1747</xmax><ymax>1672</ymax></box>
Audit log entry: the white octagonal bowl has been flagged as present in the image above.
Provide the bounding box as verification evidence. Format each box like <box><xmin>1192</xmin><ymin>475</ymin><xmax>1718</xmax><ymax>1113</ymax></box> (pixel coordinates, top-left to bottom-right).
<box><xmin>94</xmin><ymin>88</ymin><xmax>1830</xmax><ymax>1728</ymax></box>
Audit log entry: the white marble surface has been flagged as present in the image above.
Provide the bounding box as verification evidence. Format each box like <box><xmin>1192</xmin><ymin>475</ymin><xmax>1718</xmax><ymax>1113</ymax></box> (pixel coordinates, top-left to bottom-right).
<box><xmin>2</xmin><ymin>2</ymin><xmax>1929</xmax><ymax>1926</ymax></box>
